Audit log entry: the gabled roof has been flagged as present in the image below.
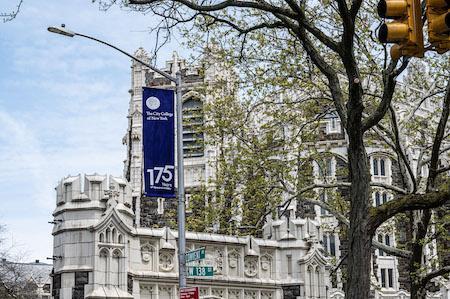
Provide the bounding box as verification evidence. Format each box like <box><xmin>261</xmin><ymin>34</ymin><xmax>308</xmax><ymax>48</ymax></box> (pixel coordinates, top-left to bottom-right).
<box><xmin>297</xmin><ymin>242</ymin><xmax>330</xmax><ymax>266</ymax></box>
<box><xmin>92</xmin><ymin>207</ymin><xmax>135</xmax><ymax>236</ymax></box>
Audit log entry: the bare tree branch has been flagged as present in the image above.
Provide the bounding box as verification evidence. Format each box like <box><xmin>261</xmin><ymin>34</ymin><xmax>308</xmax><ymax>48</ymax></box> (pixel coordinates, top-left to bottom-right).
<box><xmin>420</xmin><ymin>265</ymin><xmax>450</xmax><ymax>287</ymax></box>
<box><xmin>369</xmin><ymin>190</ymin><xmax>450</xmax><ymax>232</ymax></box>
<box><xmin>427</xmin><ymin>78</ymin><xmax>450</xmax><ymax>189</ymax></box>
<box><xmin>362</xmin><ymin>59</ymin><xmax>402</xmax><ymax>132</ymax></box>
<box><xmin>372</xmin><ymin>240</ymin><xmax>412</xmax><ymax>259</ymax></box>
<box><xmin>1</xmin><ymin>0</ymin><xmax>23</xmax><ymax>23</ymax></box>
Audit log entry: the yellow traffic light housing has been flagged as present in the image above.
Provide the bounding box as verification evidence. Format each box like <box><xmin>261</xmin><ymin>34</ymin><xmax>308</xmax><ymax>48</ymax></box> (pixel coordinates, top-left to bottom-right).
<box><xmin>426</xmin><ymin>0</ymin><xmax>450</xmax><ymax>53</ymax></box>
<box><xmin>378</xmin><ymin>0</ymin><xmax>424</xmax><ymax>59</ymax></box>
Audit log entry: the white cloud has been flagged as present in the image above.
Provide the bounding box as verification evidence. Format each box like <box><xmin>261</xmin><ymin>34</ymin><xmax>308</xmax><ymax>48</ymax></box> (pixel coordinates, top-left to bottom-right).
<box><xmin>0</xmin><ymin>0</ymin><xmax>194</xmax><ymax>262</ymax></box>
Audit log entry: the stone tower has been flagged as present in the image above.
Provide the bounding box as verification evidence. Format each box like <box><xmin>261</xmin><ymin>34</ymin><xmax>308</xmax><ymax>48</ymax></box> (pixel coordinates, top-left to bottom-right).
<box><xmin>122</xmin><ymin>49</ymin><xmax>221</xmax><ymax>228</ymax></box>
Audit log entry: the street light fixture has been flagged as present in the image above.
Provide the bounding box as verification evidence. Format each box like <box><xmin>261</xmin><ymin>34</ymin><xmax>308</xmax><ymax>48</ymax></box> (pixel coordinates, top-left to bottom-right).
<box><xmin>47</xmin><ymin>25</ymin><xmax>188</xmax><ymax>289</ymax></box>
<box><xmin>47</xmin><ymin>25</ymin><xmax>75</xmax><ymax>37</ymax></box>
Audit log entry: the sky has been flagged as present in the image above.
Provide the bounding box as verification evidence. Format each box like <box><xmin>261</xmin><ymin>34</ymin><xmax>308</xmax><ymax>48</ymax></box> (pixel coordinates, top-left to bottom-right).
<box><xmin>0</xmin><ymin>0</ymin><xmax>188</xmax><ymax>262</ymax></box>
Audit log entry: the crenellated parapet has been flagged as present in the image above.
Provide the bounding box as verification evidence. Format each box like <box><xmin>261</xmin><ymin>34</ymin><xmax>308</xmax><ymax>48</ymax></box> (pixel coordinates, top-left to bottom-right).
<box><xmin>52</xmin><ymin>174</ymin><xmax>134</xmax><ymax>236</ymax></box>
<box><xmin>54</xmin><ymin>174</ymin><xmax>132</xmax><ymax>206</ymax></box>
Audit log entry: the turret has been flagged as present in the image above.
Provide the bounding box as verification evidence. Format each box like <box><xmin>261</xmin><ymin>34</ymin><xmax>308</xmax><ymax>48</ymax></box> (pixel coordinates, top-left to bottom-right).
<box><xmin>51</xmin><ymin>174</ymin><xmax>134</xmax><ymax>299</ymax></box>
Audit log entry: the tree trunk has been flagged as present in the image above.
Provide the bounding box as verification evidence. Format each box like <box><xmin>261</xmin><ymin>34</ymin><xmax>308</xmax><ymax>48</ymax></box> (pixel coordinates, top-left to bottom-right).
<box><xmin>345</xmin><ymin>120</ymin><xmax>372</xmax><ymax>299</ymax></box>
<box><xmin>409</xmin><ymin>209</ymin><xmax>431</xmax><ymax>299</ymax></box>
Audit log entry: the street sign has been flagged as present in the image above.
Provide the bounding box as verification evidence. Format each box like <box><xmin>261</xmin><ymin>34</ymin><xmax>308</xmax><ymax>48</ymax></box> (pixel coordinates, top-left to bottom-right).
<box><xmin>180</xmin><ymin>287</ymin><xmax>199</xmax><ymax>299</ymax></box>
<box><xmin>187</xmin><ymin>266</ymin><xmax>214</xmax><ymax>277</ymax></box>
<box><xmin>185</xmin><ymin>247</ymin><xmax>205</xmax><ymax>263</ymax></box>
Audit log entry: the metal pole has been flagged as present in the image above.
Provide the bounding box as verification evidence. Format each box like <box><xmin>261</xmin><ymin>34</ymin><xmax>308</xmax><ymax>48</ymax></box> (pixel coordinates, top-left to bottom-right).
<box><xmin>175</xmin><ymin>71</ymin><xmax>187</xmax><ymax>288</ymax></box>
<box><xmin>48</xmin><ymin>25</ymin><xmax>187</xmax><ymax>290</ymax></box>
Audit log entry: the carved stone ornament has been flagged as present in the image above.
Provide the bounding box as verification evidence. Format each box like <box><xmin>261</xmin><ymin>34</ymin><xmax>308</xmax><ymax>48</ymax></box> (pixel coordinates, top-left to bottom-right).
<box><xmin>159</xmin><ymin>285</ymin><xmax>172</xmax><ymax>296</ymax></box>
<box><xmin>261</xmin><ymin>291</ymin><xmax>274</xmax><ymax>299</ymax></box>
<box><xmin>141</xmin><ymin>243</ymin><xmax>154</xmax><ymax>263</ymax></box>
<box><xmin>140</xmin><ymin>285</ymin><xmax>153</xmax><ymax>293</ymax></box>
<box><xmin>261</xmin><ymin>255</ymin><xmax>272</xmax><ymax>271</ymax></box>
<box><xmin>228</xmin><ymin>251</ymin><xmax>239</xmax><ymax>269</ymax></box>
<box><xmin>228</xmin><ymin>289</ymin><xmax>241</xmax><ymax>299</ymax></box>
<box><xmin>244</xmin><ymin>256</ymin><xmax>258</xmax><ymax>277</ymax></box>
<box><xmin>214</xmin><ymin>247</ymin><xmax>224</xmax><ymax>274</ymax></box>
<box><xmin>199</xmin><ymin>288</ymin><xmax>208</xmax><ymax>296</ymax></box>
<box><xmin>212</xmin><ymin>288</ymin><xmax>224</xmax><ymax>297</ymax></box>
<box><xmin>244</xmin><ymin>290</ymin><xmax>258</xmax><ymax>299</ymax></box>
<box><xmin>159</xmin><ymin>251</ymin><xmax>174</xmax><ymax>272</ymax></box>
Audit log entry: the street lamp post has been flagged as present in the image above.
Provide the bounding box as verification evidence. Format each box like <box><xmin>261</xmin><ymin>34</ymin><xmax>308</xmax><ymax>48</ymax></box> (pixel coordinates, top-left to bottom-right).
<box><xmin>48</xmin><ymin>25</ymin><xmax>188</xmax><ymax>289</ymax></box>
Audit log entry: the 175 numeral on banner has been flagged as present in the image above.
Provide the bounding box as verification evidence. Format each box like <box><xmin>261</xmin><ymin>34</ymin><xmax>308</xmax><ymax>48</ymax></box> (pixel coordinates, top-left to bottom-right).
<box><xmin>147</xmin><ymin>165</ymin><xmax>174</xmax><ymax>186</ymax></box>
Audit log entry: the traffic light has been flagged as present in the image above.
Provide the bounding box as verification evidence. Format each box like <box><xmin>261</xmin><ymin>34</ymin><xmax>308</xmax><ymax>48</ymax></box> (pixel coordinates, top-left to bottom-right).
<box><xmin>426</xmin><ymin>0</ymin><xmax>450</xmax><ymax>53</ymax></box>
<box><xmin>377</xmin><ymin>0</ymin><xmax>424</xmax><ymax>59</ymax></box>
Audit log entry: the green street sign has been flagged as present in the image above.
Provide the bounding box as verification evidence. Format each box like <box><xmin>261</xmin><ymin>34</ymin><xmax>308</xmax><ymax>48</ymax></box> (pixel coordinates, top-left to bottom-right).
<box><xmin>187</xmin><ymin>266</ymin><xmax>214</xmax><ymax>277</ymax></box>
<box><xmin>185</xmin><ymin>247</ymin><xmax>206</xmax><ymax>263</ymax></box>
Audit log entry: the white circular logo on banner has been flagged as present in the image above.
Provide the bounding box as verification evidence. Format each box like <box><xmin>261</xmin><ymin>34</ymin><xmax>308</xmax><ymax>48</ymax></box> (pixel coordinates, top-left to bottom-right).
<box><xmin>146</xmin><ymin>96</ymin><xmax>161</xmax><ymax>110</ymax></box>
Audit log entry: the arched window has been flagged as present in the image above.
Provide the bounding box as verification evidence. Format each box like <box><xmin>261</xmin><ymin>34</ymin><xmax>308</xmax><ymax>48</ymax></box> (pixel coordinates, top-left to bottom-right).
<box><xmin>112</xmin><ymin>228</ymin><xmax>117</xmax><ymax>243</ymax></box>
<box><xmin>316</xmin><ymin>267</ymin><xmax>321</xmax><ymax>298</ymax></box>
<box><xmin>380</xmin><ymin>159</ymin><xmax>386</xmax><ymax>176</ymax></box>
<box><xmin>378</xmin><ymin>234</ymin><xmax>384</xmax><ymax>256</ymax></box>
<box><xmin>308</xmin><ymin>266</ymin><xmax>314</xmax><ymax>297</ymax></box>
<box><xmin>372</xmin><ymin>156</ymin><xmax>389</xmax><ymax>177</ymax></box>
<box><xmin>375</xmin><ymin>192</ymin><xmax>381</xmax><ymax>206</ymax></box>
<box><xmin>322</xmin><ymin>235</ymin><xmax>329</xmax><ymax>253</ymax></box>
<box><xmin>182</xmin><ymin>98</ymin><xmax>204</xmax><ymax>158</ymax></box>
<box><xmin>99</xmin><ymin>248</ymin><xmax>109</xmax><ymax>285</ymax></box>
<box><xmin>99</xmin><ymin>233</ymin><xmax>104</xmax><ymax>243</ymax></box>
<box><xmin>64</xmin><ymin>183</ymin><xmax>72</xmax><ymax>201</ymax></box>
<box><xmin>382</xmin><ymin>192</ymin><xmax>388</xmax><ymax>204</ymax></box>
<box><xmin>111</xmin><ymin>250</ymin><xmax>122</xmax><ymax>287</ymax></box>
<box><xmin>329</xmin><ymin>234</ymin><xmax>336</xmax><ymax>256</ymax></box>
<box><xmin>105</xmin><ymin>229</ymin><xmax>110</xmax><ymax>243</ymax></box>
<box><xmin>373</xmin><ymin>158</ymin><xmax>379</xmax><ymax>175</ymax></box>
<box><xmin>118</xmin><ymin>234</ymin><xmax>123</xmax><ymax>244</ymax></box>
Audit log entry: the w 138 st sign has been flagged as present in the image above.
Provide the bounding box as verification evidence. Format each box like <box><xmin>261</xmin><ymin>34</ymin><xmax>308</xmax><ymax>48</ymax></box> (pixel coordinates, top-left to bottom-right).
<box><xmin>142</xmin><ymin>87</ymin><xmax>175</xmax><ymax>198</ymax></box>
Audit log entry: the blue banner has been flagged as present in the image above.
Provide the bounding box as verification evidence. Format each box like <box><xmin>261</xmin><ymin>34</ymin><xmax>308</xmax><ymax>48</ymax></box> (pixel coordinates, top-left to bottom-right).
<box><xmin>142</xmin><ymin>87</ymin><xmax>175</xmax><ymax>198</ymax></box>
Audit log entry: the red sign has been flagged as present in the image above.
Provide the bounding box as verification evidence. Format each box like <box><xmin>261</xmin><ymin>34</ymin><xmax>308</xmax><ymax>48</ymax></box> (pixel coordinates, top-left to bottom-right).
<box><xmin>180</xmin><ymin>287</ymin><xmax>199</xmax><ymax>299</ymax></box>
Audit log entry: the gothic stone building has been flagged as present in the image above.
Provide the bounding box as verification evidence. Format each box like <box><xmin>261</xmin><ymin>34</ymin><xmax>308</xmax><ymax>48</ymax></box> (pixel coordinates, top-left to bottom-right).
<box><xmin>51</xmin><ymin>50</ymin><xmax>449</xmax><ymax>299</ymax></box>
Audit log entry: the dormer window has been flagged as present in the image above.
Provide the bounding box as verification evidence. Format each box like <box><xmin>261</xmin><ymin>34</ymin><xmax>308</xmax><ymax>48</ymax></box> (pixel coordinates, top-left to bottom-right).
<box><xmin>91</xmin><ymin>182</ymin><xmax>101</xmax><ymax>201</ymax></box>
<box><xmin>322</xmin><ymin>233</ymin><xmax>336</xmax><ymax>256</ymax></box>
<box><xmin>374</xmin><ymin>191</ymin><xmax>390</xmax><ymax>207</ymax></box>
<box><xmin>157</xmin><ymin>198</ymin><xmax>165</xmax><ymax>214</ymax></box>
<box><xmin>317</xmin><ymin>158</ymin><xmax>334</xmax><ymax>178</ymax></box>
<box><xmin>319</xmin><ymin>192</ymin><xmax>330</xmax><ymax>215</ymax></box>
<box><xmin>371</xmin><ymin>156</ymin><xmax>391</xmax><ymax>184</ymax></box>
<box><xmin>182</xmin><ymin>98</ymin><xmax>204</xmax><ymax>158</ymax></box>
<box><xmin>64</xmin><ymin>183</ymin><xmax>72</xmax><ymax>201</ymax></box>
<box><xmin>377</xmin><ymin>233</ymin><xmax>392</xmax><ymax>256</ymax></box>
<box><xmin>326</xmin><ymin>116</ymin><xmax>341</xmax><ymax>134</ymax></box>
<box><xmin>372</xmin><ymin>157</ymin><xmax>386</xmax><ymax>176</ymax></box>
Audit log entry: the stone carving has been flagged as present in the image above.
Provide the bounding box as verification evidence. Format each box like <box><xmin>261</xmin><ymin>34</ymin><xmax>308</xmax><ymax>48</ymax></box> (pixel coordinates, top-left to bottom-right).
<box><xmin>159</xmin><ymin>251</ymin><xmax>174</xmax><ymax>272</ymax></box>
<box><xmin>228</xmin><ymin>250</ymin><xmax>239</xmax><ymax>269</ymax></box>
<box><xmin>260</xmin><ymin>254</ymin><xmax>272</xmax><ymax>278</ymax></box>
<box><xmin>199</xmin><ymin>287</ymin><xmax>209</xmax><ymax>297</ymax></box>
<box><xmin>159</xmin><ymin>285</ymin><xmax>172</xmax><ymax>298</ymax></box>
<box><xmin>211</xmin><ymin>288</ymin><xmax>224</xmax><ymax>297</ymax></box>
<box><xmin>244</xmin><ymin>256</ymin><xmax>258</xmax><ymax>277</ymax></box>
<box><xmin>140</xmin><ymin>242</ymin><xmax>154</xmax><ymax>265</ymax></box>
<box><xmin>140</xmin><ymin>284</ymin><xmax>153</xmax><ymax>293</ymax></box>
<box><xmin>244</xmin><ymin>290</ymin><xmax>257</xmax><ymax>299</ymax></box>
<box><xmin>228</xmin><ymin>249</ymin><xmax>240</xmax><ymax>277</ymax></box>
<box><xmin>214</xmin><ymin>247</ymin><xmax>224</xmax><ymax>274</ymax></box>
<box><xmin>228</xmin><ymin>289</ymin><xmax>241</xmax><ymax>299</ymax></box>
<box><xmin>98</xmin><ymin>223</ymin><xmax>124</xmax><ymax>245</ymax></box>
<box><xmin>261</xmin><ymin>291</ymin><xmax>274</xmax><ymax>299</ymax></box>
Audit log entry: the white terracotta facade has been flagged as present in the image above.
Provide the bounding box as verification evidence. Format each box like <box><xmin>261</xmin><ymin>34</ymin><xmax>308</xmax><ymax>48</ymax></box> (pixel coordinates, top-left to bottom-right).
<box><xmin>51</xmin><ymin>174</ymin><xmax>331</xmax><ymax>298</ymax></box>
<box><xmin>51</xmin><ymin>50</ymin><xmax>449</xmax><ymax>299</ymax></box>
